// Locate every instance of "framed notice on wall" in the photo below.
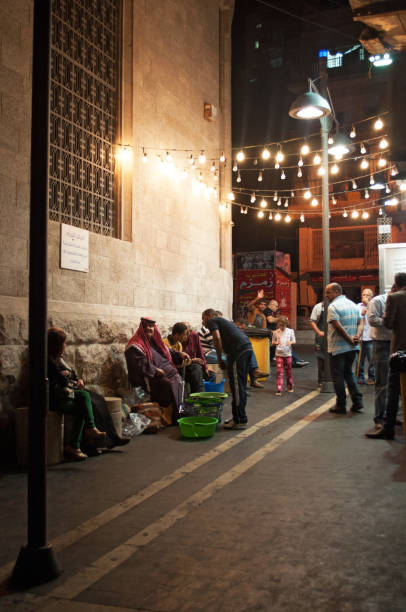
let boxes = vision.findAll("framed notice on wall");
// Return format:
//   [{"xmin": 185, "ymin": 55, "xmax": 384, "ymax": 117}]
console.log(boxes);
[
  {"xmin": 378, "ymin": 243, "xmax": 406, "ymax": 293},
  {"xmin": 60, "ymin": 224, "xmax": 89, "ymax": 273}
]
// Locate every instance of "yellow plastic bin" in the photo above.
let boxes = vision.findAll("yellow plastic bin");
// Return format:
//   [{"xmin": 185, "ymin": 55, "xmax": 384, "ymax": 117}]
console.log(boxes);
[{"xmin": 248, "ymin": 335, "xmax": 270, "ymax": 378}]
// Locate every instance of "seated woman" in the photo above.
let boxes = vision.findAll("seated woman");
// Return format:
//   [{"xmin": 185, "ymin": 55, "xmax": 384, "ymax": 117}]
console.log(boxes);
[
  {"xmin": 125, "ymin": 317, "xmax": 186, "ymax": 424},
  {"xmin": 48, "ymin": 327, "xmax": 129, "ymax": 461}
]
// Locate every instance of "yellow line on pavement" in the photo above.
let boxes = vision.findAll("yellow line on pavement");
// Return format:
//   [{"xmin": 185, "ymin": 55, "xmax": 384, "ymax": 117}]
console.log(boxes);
[
  {"xmin": 0, "ymin": 389, "xmax": 320, "ymax": 583},
  {"xmin": 47, "ymin": 394, "xmax": 335, "ymax": 601}
]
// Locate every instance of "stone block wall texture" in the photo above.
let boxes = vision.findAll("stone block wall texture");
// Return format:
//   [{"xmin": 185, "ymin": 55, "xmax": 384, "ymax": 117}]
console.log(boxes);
[{"xmin": 0, "ymin": 1, "xmax": 234, "ymax": 414}]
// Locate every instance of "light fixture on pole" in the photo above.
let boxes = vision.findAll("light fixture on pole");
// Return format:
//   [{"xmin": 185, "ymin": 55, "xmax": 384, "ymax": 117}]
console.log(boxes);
[{"xmin": 289, "ymin": 79, "xmax": 332, "ymax": 120}]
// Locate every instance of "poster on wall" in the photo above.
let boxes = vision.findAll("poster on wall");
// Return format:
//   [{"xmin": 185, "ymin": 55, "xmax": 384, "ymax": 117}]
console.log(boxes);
[
  {"xmin": 379, "ymin": 243, "xmax": 406, "ymax": 293},
  {"xmin": 235, "ymin": 269, "xmax": 291, "ymax": 319},
  {"xmin": 60, "ymin": 223, "xmax": 89, "ymax": 273},
  {"xmin": 235, "ymin": 250, "xmax": 291, "ymax": 274}
]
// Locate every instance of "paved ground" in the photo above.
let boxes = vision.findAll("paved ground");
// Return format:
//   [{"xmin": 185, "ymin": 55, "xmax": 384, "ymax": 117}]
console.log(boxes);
[{"xmin": 1, "ymin": 346, "xmax": 406, "ymax": 612}]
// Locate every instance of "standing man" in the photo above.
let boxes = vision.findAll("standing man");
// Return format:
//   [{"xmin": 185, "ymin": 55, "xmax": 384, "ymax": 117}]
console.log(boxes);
[
  {"xmin": 366, "ymin": 272, "xmax": 406, "ymax": 440},
  {"xmin": 364, "ymin": 290, "xmax": 392, "ymax": 433},
  {"xmin": 357, "ymin": 289, "xmax": 375, "ymax": 385},
  {"xmin": 309, "ymin": 300, "xmax": 325, "ymax": 386},
  {"xmin": 325, "ymin": 283, "xmax": 364, "ymax": 414},
  {"xmin": 202, "ymin": 309, "xmax": 253, "ymax": 430}
]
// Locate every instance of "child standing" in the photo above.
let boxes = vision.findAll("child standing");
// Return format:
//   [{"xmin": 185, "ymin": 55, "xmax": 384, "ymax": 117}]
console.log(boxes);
[{"xmin": 272, "ymin": 316, "xmax": 295, "ymax": 396}]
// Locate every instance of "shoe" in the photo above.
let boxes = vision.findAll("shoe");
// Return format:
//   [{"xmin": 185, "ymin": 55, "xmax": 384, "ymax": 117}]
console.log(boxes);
[
  {"xmin": 357, "ymin": 379, "xmax": 365, "ymax": 385},
  {"xmin": 275, "ymin": 391, "xmax": 281, "ymax": 396},
  {"xmin": 254, "ymin": 370, "xmax": 269, "ymax": 378},
  {"xmin": 223, "ymin": 419, "xmax": 247, "ymax": 430},
  {"xmin": 107, "ymin": 436, "xmax": 131, "ymax": 449},
  {"xmin": 85, "ymin": 427, "xmax": 107, "ymax": 445},
  {"xmin": 64, "ymin": 446, "xmax": 87, "ymax": 461},
  {"xmin": 367, "ymin": 380, "xmax": 375, "ymax": 385},
  {"xmin": 287, "ymin": 388, "xmax": 294, "ymax": 393},
  {"xmin": 329, "ymin": 406, "xmax": 346, "ymax": 414},
  {"xmin": 293, "ymin": 361, "xmax": 309, "ymax": 368},
  {"xmin": 350, "ymin": 404, "xmax": 364, "ymax": 413},
  {"xmin": 365, "ymin": 424, "xmax": 394, "ymax": 440},
  {"xmin": 250, "ymin": 381, "xmax": 264, "ymax": 388}
]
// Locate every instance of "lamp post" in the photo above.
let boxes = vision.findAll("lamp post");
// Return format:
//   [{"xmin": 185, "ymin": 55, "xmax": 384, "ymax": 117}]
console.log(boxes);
[{"xmin": 289, "ymin": 52, "xmax": 334, "ymax": 392}]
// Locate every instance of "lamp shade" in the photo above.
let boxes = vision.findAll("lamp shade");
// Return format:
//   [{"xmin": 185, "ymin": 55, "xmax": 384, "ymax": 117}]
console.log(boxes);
[
  {"xmin": 289, "ymin": 91, "xmax": 331, "ymax": 120},
  {"xmin": 327, "ymin": 131, "xmax": 355, "ymax": 156}
]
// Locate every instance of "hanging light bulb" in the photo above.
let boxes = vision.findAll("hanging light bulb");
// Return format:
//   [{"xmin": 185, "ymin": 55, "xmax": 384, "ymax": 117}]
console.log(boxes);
[
  {"xmin": 400, "ymin": 181, "xmax": 406, "ymax": 191},
  {"xmin": 370, "ymin": 174, "xmax": 375, "ymax": 185},
  {"xmin": 253, "ymin": 158, "xmax": 258, "ymax": 166},
  {"xmin": 379, "ymin": 138, "xmax": 388, "ymax": 149},
  {"xmin": 378, "ymin": 156, "xmax": 387, "ymax": 168},
  {"xmin": 261, "ymin": 148, "xmax": 271, "ymax": 160},
  {"xmin": 362, "ymin": 211, "xmax": 369, "ymax": 219},
  {"xmin": 352, "ymin": 179, "xmax": 357, "ymax": 189},
  {"xmin": 361, "ymin": 158, "xmax": 369, "ymax": 170},
  {"xmin": 165, "ymin": 151, "xmax": 172, "ymax": 163},
  {"xmin": 240, "ymin": 206, "xmax": 244, "ymax": 214},
  {"xmin": 274, "ymin": 212, "xmax": 282, "ymax": 221},
  {"xmin": 285, "ymin": 214, "xmax": 291, "ymax": 223},
  {"xmin": 385, "ymin": 184, "xmax": 390, "ymax": 193},
  {"xmin": 189, "ymin": 154, "xmax": 195, "ymax": 165},
  {"xmin": 236, "ymin": 150, "xmax": 245, "ymax": 162},
  {"xmin": 343, "ymin": 210, "xmax": 348, "ymax": 217},
  {"xmin": 244, "ymin": 206, "xmax": 248, "ymax": 214},
  {"xmin": 257, "ymin": 171, "xmax": 263, "ymax": 182},
  {"xmin": 276, "ymin": 149, "xmax": 284, "ymax": 163},
  {"xmin": 301, "ymin": 143, "xmax": 310, "ymax": 155},
  {"xmin": 210, "ymin": 161, "xmax": 216, "ymax": 172},
  {"xmin": 236, "ymin": 171, "xmax": 241, "ymax": 183},
  {"xmin": 199, "ymin": 151, "xmax": 206, "ymax": 164},
  {"xmin": 219, "ymin": 152, "xmax": 226, "ymax": 163},
  {"xmin": 260, "ymin": 198, "xmax": 267, "ymax": 208},
  {"xmin": 351, "ymin": 210, "xmax": 359, "ymax": 219},
  {"xmin": 317, "ymin": 166, "xmax": 325, "ymax": 176},
  {"xmin": 277, "ymin": 198, "xmax": 282, "ymax": 206},
  {"xmin": 141, "ymin": 150, "xmax": 148, "ymax": 163},
  {"xmin": 199, "ymin": 172, "xmax": 203, "ymax": 181},
  {"xmin": 304, "ymin": 189, "xmax": 311, "ymax": 199},
  {"xmin": 228, "ymin": 191, "xmax": 235, "ymax": 200},
  {"xmin": 332, "ymin": 196, "xmax": 337, "ymax": 205},
  {"xmin": 360, "ymin": 142, "xmax": 366, "ymax": 155},
  {"xmin": 311, "ymin": 198, "xmax": 318, "ymax": 207},
  {"xmin": 300, "ymin": 213, "xmax": 305, "ymax": 222},
  {"xmin": 213, "ymin": 171, "xmax": 218, "ymax": 181},
  {"xmin": 284, "ymin": 199, "xmax": 289, "ymax": 208},
  {"xmin": 275, "ymin": 161, "xmax": 280, "ymax": 169},
  {"xmin": 298, "ymin": 157, "xmax": 303, "ymax": 167},
  {"xmin": 331, "ymin": 164, "xmax": 339, "ymax": 175},
  {"xmin": 350, "ymin": 125, "xmax": 356, "ymax": 138},
  {"xmin": 391, "ymin": 166, "xmax": 399, "ymax": 176},
  {"xmin": 232, "ymin": 161, "xmax": 238, "ymax": 172},
  {"xmin": 328, "ymin": 136, "xmax": 334, "ymax": 145},
  {"xmin": 297, "ymin": 168, "xmax": 303, "ymax": 178},
  {"xmin": 257, "ymin": 210, "xmax": 264, "ymax": 219},
  {"xmin": 268, "ymin": 212, "xmax": 273, "ymax": 220},
  {"xmin": 273, "ymin": 191, "xmax": 278, "ymax": 201},
  {"xmin": 379, "ymin": 207, "xmax": 383, "ymax": 215},
  {"xmin": 281, "ymin": 169, "xmax": 286, "ymax": 180},
  {"xmin": 251, "ymin": 192, "xmax": 256, "ymax": 203},
  {"xmin": 313, "ymin": 153, "xmax": 321, "ymax": 165},
  {"xmin": 364, "ymin": 189, "xmax": 369, "ymax": 199},
  {"xmin": 374, "ymin": 117, "xmax": 383, "ymax": 130}
]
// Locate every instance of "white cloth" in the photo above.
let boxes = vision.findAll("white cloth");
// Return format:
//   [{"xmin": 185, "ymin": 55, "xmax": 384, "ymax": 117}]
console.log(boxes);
[{"xmin": 273, "ymin": 327, "xmax": 295, "ymax": 357}]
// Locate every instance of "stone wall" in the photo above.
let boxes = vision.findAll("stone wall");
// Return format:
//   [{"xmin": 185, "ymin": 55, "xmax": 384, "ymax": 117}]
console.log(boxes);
[{"xmin": 0, "ymin": 1, "xmax": 234, "ymax": 416}]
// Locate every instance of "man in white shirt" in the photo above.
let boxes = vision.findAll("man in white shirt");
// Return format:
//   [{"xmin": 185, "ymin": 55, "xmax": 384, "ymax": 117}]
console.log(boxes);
[{"xmin": 357, "ymin": 289, "xmax": 374, "ymax": 384}]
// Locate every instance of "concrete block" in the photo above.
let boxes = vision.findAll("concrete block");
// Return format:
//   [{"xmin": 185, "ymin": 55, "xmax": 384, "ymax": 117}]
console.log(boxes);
[
  {"xmin": 0, "ymin": 268, "xmax": 18, "ymax": 297},
  {"xmin": 101, "ymin": 283, "xmax": 119, "ymax": 306},
  {"xmin": 52, "ymin": 273, "xmax": 86, "ymax": 303},
  {"xmin": 0, "ymin": 235, "xmax": 27, "ymax": 268},
  {"xmin": 15, "ymin": 408, "xmax": 64, "ymax": 466}
]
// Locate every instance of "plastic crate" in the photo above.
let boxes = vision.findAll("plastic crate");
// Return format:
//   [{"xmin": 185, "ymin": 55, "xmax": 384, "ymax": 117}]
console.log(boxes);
[{"xmin": 182, "ymin": 398, "xmax": 225, "ymax": 422}]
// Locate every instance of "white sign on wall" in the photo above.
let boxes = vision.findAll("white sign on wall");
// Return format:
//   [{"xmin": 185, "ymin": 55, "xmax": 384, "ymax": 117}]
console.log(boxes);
[
  {"xmin": 379, "ymin": 243, "xmax": 406, "ymax": 293},
  {"xmin": 60, "ymin": 224, "xmax": 89, "ymax": 273}
]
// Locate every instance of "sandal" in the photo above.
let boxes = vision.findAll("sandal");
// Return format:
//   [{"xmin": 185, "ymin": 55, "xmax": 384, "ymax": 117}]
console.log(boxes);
[{"xmin": 64, "ymin": 446, "xmax": 87, "ymax": 461}]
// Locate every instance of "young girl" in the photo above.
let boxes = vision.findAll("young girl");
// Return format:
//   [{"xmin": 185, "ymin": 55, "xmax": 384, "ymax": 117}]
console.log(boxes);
[{"xmin": 272, "ymin": 316, "xmax": 295, "ymax": 396}]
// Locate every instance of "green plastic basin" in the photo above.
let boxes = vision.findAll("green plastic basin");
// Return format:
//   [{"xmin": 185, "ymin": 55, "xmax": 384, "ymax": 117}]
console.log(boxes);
[{"xmin": 177, "ymin": 416, "xmax": 219, "ymax": 439}]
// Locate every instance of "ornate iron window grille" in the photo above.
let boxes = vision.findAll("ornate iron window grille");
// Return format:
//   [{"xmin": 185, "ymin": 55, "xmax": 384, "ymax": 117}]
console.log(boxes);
[{"xmin": 49, "ymin": 0, "xmax": 120, "ymax": 237}]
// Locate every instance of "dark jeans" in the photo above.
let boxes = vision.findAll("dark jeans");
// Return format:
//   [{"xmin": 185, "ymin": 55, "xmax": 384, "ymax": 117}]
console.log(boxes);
[
  {"xmin": 227, "ymin": 349, "xmax": 252, "ymax": 424},
  {"xmin": 358, "ymin": 340, "xmax": 374, "ymax": 381},
  {"xmin": 372, "ymin": 340, "xmax": 390, "ymax": 423},
  {"xmin": 383, "ymin": 365, "xmax": 401, "ymax": 430},
  {"xmin": 184, "ymin": 363, "xmax": 204, "ymax": 393},
  {"xmin": 330, "ymin": 350, "xmax": 363, "ymax": 409}
]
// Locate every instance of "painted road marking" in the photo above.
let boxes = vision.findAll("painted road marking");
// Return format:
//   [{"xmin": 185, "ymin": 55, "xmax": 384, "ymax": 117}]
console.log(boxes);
[
  {"xmin": 0, "ymin": 390, "xmax": 320, "ymax": 582},
  {"xmin": 47, "ymin": 395, "xmax": 335, "ymax": 601}
]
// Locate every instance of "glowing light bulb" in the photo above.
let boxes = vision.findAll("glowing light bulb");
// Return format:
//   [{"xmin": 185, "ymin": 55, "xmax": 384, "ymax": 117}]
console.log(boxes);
[
  {"xmin": 258, "ymin": 210, "xmax": 264, "ymax": 219},
  {"xmin": 360, "ymin": 142, "xmax": 366, "ymax": 155},
  {"xmin": 385, "ymin": 184, "xmax": 390, "ymax": 193},
  {"xmin": 232, "ymin": 162, "xmax": 238, "ymax": 172},
  {"xmin": 352, "ymin": 179, "xmax": 357, "ymax": 189},
  {"xmin": 361, "ymin": 158, "xmax": 369, "ymax": 170},
  {"xmin": 391, "ymin": 166, "xmax": 398, "ymax": 176},
  {"xmin": 351, "ymin": 210, "xmax": 359, "ymax": 219},
  {"xmin": 291, "ymin": 191, "xmax": 295, "ymax": 197},
  {"xmin": 199, "ymin": 151, "xmax": 206, "ymax": 164},
  {"xmin": 304, "ymin": 189, "xmax": 311, "ymax": 199},
  {"xmin": 219, "ymin": 152, "xmax": 225, "ymax": 163},
  {"xmin": 257, "ymin": 171, "xmax": 263, "ymax": 182},
  {"xmin": 142, "ymin": 151, "xmax": 148, "ymax": 163},
  {"xmin": 301, "ymin": 143, "xmax": 310, "ymax": 155},
  {"xmin": 213, "ymin": 171, "xmax": 218, "ymax": 181},
  {"xmin": 335, "ymin": 152, "xmax": 343, "ymax": 161},
  {"xmin": 281, "ymin": 170, "xmax": 286, "ymax": 180},
  {"xmin": 300, "ymin": 214, "xmax": 305, "ymax": 222},
  {"xmin": 199, "ymin": 172, "xmax": 203, "ymax": 181},
  {"xmin": 332, "ymin": 196, "xmax": 337, "ymax": 205},
  {"xmin": 313, "ymin": 153, "xmax": 321, "ymax": 165},
  {"xmin": 228, "ymin": 192, "xmax": 235, "ymax": 200},
  {"xmin": 275, "ymin": 162, "xmax": 280, "ymax": 169},
  {"xmin": 273, "ymin": 191, "xmax": 278, "ymax": 201},
  {"xmin": 274, "ymin": 212, "xmax": 282, "ymax": 221},
  {"xmin": 284, "ymin": 199, "xmax": 289, "ymax": 208},
  {"xmin": 374, "ymin": 117, "xmax": 383, "ymax": 130},
  {"xmin": 379, "ymin": 207, "xmax": 383, "ymax": 215},
  {"xmin": 297, "ymin": 168, "xmax": 303, "ymax": 178},
  {"xmin": 364, "ymin": 189, "xmax": 369, "ymax": 199},
  {"xmin": 277, "ymin": 198, "xmax": 282, "ymax": 207},
  {"xmin": 236, "ymin": 172, "xmax": 241, "ymax": 183},
  {"xmin": 362, "ymin": 211, "xmax": 369, "ymax": 219},
  {"xmin": 276, "ymin": 150, "xmax": 284, "ymax": 163},
  {"xmin": 350, "ymin": 125, "xmax": 356, "ymax": 138},
  {"xmin": 210, "ymin": 161, "xmax": 216, "ymax": 172},
  {"xmin": 400, "ymin": 181, "xmax": 406, "ymax": 192},
  {"xmin": 240, "ymin": 207, "xmax": 244, "ymax": 214},
  {"xmin": 317, "ymin": 166, "xmax": 325, "ymax": 176},
  {"xmin": 370, "ymin": 174, "xmax": 375, "ymax": 185},
  {"xmin": 378, "ymin": 156, "xmax": 387, "ymax": 167},
  {"xmin": 268, "ymin": 212, "xmax": 273, "ymax": 220},
  {"xmin": 379, "ymin": 138, "xmax": 388, "ymax": 149},
  {"xmin": 343, "ymin": 210, "xmax": 348, "ymax": 217},
  {"xmin": 251, "ymin": 193, "xmax": 256, "ymax": 203},
  {"xmin": 253, "ymin": 159, "xmax": 258, "ymax": 165},
  {"xmin": 236, "ymin": 150, "xmax": 245, "ymax": 162},
  {"xmin": 298, "ymin": 157, "xmax": 303, "ymax": 167},
  {"xmin": 189, "ymin": 154, "xmax": 194, "ymax": 164},
  {"xmin": 285, "ymin": 214, "xmax": 291, "ymax": 223},
  {"xmin": 311, "ymin": 198, "xmax": 318, "ymax": 207},
  {"xmin": 260, "ymin": 198, "xmax": 267, "ymax": 208},
  {"xmin": 328, "ymin": 136, "xmax": 334, "ymax": 145},
  {"xmin": 261, "ymin": 148, "xmax": 271, "ymax": 160},
  {"xmin": 331, "ymin": 164, "xmax": 339, "ymax": 175}
]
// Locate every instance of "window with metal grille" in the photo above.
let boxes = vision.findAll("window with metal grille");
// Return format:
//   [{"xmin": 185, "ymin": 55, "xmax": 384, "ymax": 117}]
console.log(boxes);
[{"xmin": 49, "ymin": 0, "xmax": 120, "ymax": 236}]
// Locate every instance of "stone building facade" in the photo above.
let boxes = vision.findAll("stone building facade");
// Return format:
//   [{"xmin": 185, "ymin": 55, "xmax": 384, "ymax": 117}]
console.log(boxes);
[{"xmin": 0, "ymin": 0, "xmax": 234, "ymax": 417}]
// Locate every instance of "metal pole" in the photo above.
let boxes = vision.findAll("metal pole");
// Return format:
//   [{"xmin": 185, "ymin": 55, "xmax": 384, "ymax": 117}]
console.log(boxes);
[{"xmin": 12, "ymin": 0, "xmax": 60, "ymax": 587}]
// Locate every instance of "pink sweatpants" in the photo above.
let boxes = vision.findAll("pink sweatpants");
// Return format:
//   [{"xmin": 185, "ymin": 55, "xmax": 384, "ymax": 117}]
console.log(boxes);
[{"xmin": 275, "ymin": 356, "xmax": 293, "ymax": 392}]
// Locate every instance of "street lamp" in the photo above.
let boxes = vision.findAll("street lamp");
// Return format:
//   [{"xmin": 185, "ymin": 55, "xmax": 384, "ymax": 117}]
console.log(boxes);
[{"xmin": 289, "ymin": 59, "xmax": 334, "ymax": 393}]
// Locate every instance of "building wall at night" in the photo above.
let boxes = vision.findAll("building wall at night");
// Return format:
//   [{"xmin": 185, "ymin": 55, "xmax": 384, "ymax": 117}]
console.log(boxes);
[{"xmin": 0, "ymin": 0, "xmax": 235, "ymax": 411}]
